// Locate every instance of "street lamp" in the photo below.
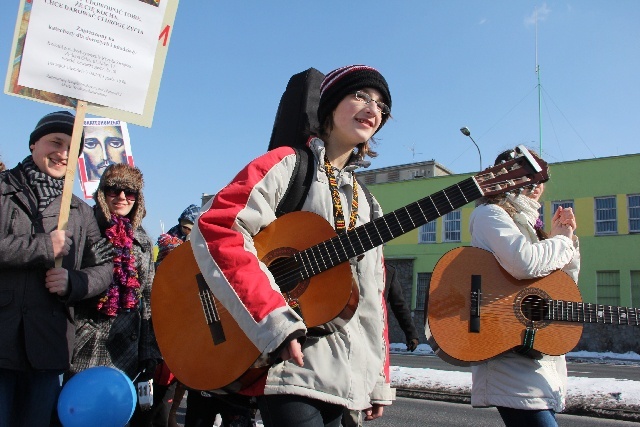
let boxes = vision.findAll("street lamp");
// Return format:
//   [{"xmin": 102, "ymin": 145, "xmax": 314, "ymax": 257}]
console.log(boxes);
[{"xmin": 460, "ymin": 127, "xmax": 483, "ymax": 171}]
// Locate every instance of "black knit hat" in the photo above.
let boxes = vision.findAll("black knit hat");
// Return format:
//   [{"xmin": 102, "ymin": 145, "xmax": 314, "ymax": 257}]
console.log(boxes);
[
  {"xmin": 318, "ymin": 65, "xmax": 392, "ymax": 133},
  {"xmin": 29, "ymin": 111, "xmax": 84, "ymax": 153}
]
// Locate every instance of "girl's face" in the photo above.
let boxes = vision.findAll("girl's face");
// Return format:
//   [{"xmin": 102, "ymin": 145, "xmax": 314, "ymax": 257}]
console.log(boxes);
[
  {"xmin": 328, "ymin": 88, "xmax": 385, "ymax": 148},
  {"xmin": 523, "ymin": 182, "xmax": 545, "ymax": 201},
  {"xmin": 105, "ymin": 187, "xmax": 137, "ymax": 217}
]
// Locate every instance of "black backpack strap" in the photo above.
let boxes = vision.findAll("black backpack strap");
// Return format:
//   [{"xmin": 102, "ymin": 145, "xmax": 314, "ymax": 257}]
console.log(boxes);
[
  {"xmin": 276, "ymin": 150, "xmax": 374, "ymax": 218},
  {"xmin": 275, "ymin": 146, "xmax": 315, "ymax": 218},
  {"xmin": 356, "ymin": 177, "xmax": 375, "ymax": 213}
]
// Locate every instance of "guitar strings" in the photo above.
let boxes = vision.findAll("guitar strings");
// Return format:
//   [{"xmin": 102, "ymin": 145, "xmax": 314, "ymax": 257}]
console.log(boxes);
[
  {"xmin": 266, "ymin": 173, "xmax": 522, "ymax": 287},
  {"xmin": 428, "ymin": 292, "xmax": 640, "ymax": 324}
]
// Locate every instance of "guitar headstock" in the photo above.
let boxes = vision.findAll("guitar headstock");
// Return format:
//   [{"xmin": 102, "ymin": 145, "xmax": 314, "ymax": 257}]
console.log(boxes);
[{"xmin": 476, "ymin": 145, "xmax": 549, "ymax": 197}]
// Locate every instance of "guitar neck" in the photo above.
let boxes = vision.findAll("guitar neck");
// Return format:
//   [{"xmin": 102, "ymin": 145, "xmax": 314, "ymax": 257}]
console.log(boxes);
[
  {"xmin": 295, "ymin": 177, "xmax": 483, "ymax": 280},
  {"xmin": 547, "ymin": 300, "xmax": 640, "ymax": 325}
]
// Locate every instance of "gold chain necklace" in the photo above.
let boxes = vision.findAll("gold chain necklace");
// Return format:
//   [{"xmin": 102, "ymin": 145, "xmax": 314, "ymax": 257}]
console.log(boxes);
[{"xmin": 323, "ymin": 155, "xmax": 358, "ymax": 233}]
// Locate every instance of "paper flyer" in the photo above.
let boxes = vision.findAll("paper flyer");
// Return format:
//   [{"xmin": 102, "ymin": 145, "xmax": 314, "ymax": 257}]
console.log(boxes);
[{"xmin": 5, "ymin": 0, "xmax": 179, "ymax": 127}]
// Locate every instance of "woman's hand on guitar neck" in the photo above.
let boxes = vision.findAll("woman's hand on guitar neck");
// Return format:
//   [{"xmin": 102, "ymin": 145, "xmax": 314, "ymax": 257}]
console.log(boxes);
[{"xmin": 281, "ymin": 339, "xmax": 304, "ymax": 367}]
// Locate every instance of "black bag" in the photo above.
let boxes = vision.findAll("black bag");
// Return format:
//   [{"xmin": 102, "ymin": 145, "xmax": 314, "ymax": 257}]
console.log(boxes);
[
  {"xmin": 268, "ymin": 67, "xmax": 324, "ymax": 151},
  {"xmin": 268, "ymin": 68, "xmax": 324, "ymax": 217}
]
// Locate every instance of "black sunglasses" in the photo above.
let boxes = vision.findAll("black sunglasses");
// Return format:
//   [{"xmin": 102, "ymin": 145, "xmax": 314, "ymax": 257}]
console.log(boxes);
[{"xmin": 104, "ymin": 186, "xmax": 138, "ymax": 201}]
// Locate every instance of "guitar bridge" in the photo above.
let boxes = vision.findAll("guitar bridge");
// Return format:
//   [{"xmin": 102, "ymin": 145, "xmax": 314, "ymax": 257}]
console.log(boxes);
[
  {"xmin": 469, "ymin": 275, "xmax": 481, "ymax": 333},
  {"xmin": 196, "ymin": 273, "xmax": 226, "ymax": 345}
]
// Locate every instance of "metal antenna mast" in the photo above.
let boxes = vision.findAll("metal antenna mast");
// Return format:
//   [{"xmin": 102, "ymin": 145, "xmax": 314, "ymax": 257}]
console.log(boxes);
[{"xmin": 535, "ymin": 7, "xmax": 542, "ymax": 155}]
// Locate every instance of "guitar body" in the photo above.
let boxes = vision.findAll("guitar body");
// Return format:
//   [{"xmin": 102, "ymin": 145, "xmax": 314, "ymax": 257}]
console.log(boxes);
[
  {"xmin": 151, "ymin": 211, "xmax": 357, "ymax": 391},
  {"xmin": 153, "ymin": 146, "xmax": 552, "ymax": 389},
  {"xmin": 426, "ymin": 247, "xmax": 583, "ymax": 366}
]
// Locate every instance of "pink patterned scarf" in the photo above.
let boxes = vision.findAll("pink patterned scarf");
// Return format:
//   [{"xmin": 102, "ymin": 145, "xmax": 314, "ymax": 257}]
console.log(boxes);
[{"xmin": 97, "ymin": 214, "xmax": 141, "ymax": 316}]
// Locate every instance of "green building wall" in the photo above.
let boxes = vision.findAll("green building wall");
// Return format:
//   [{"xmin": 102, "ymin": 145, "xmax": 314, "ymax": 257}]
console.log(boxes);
[{"xmin": 367, "ymin": 153, "xmax": 640, "ymax": 309}]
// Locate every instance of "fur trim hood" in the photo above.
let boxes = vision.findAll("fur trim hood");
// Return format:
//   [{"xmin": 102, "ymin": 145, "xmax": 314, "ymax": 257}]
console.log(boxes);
[{"xmin": 94, "ymin": 163, "xmax": 146, "ymax": 229}]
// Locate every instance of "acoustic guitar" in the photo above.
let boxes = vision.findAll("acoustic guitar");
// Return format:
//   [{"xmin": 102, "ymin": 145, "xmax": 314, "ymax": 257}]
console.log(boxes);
[
  {"xmin": 152, "ymin": 145, "xmax": 549, "ymax": 391},
  {"xmin": 426, "ymin": 247, "xmax": 640, "ymax": 366}
]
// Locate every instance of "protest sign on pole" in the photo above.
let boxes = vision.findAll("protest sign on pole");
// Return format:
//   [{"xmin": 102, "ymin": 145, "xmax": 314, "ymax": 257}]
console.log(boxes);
[
  {"xmin": 4, "ymin": 0, "xmax": 179, "ymax": 265},
  {"xmin": 4, "ymin": 0, "xmax": 179, "ymax": 127}
]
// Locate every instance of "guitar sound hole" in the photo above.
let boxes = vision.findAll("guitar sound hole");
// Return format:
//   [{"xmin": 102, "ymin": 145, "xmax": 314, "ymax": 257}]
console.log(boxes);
[
  {"xmin": 521, "ymin": 295, "xmax": 547, "ymax": 322},
  {"xmin": 268, "ymin": 256, "xmax": 300, "ymax": 293}
]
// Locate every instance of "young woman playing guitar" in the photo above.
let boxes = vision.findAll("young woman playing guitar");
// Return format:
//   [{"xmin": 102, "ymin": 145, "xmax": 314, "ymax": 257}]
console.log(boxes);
[
  {"xmin": 469, "ymin": 149, "xmax": 580, "ymax": 427},
  {"xmin": 190, "ymin": 65, "xmax": 395, "ymax": 427}
]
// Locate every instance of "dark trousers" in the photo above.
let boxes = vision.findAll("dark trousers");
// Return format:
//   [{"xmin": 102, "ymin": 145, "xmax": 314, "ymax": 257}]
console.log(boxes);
[
  {"xmin": 257, "ymin": 394, "xmax": 343, "ymax": 427},
  {"xmin": 0, "ymin": 368, "xmax": 62, "ymax": 427},
  {"xmin": 496, "ymin": 406, "xmax": 557, "ymax": 427},
  {"xmin": 185, "ymin": 390, "xmax": 252, "ymax": 427},
  {"xmin": 130, "ymin": 381, "xmax": 178, "ymax": 427}
]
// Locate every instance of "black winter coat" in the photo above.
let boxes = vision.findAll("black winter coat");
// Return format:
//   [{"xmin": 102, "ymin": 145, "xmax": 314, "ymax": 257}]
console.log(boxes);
[
  {"xmin": 384, "ymin": 264, "xmax": 419, "ymax": 342},
  {"xmin": 70, "ymin": 225, "xmax": 161, "ymax": 379},
  {"xmin": 0, "ymin": 165, "xmax": 113, "ymax": 371}
]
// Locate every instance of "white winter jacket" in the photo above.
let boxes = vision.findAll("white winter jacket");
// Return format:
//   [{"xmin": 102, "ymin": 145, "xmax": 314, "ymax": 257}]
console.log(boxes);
[
  {"xmin": 469, "ymin": 203, "xmax": 580, "ymax": 412},
  {"xmin": 190, "ymin": 138, "xmax": 394, "ymax": 410}
]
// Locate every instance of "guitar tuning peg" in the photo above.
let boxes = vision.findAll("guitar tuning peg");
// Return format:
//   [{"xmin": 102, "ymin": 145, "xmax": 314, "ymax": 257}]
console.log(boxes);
[{"xmin": 494, "ymin": 150, "xmax": 516, "ymax": 166}]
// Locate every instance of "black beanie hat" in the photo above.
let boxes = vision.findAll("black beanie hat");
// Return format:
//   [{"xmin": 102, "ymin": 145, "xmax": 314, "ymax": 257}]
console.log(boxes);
[
  {"xmin": 29, "ymin": 111, "xmax": 84, "ymax": 153},
  {"xmin": 318, "ymin": 65, "xmax": 392, "ymax": 133}
]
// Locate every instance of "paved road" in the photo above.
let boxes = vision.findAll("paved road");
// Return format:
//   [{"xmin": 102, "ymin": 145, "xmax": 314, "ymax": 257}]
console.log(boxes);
[
  {"xmin": 371, "ymin": 397, "xmax": 640, "ymax": 427},
  {"xmin": 174, "ymin": 395, "xmax": 639, "ymax": 427},
  {"xmin": 391, "ymin": 353, "xmax": 640, "ymax": 381},
  {"xmin": 171, "ymin": 355, "xmax": 640, "ymax": 426}
]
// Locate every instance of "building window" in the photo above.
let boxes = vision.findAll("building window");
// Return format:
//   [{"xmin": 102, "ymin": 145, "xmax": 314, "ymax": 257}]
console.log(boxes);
[
  {"xmin": 364, "ymin": 174, "xmax": 375, "ymax": 185},
  {"xmin": 416, "ymin": 272, "xmax": 431, "ymax": 311},
  {"xmin": 631, "ymin": 271, "xmax": 640, "ymax": 308},
  {"xmin": 443, "ymin": 210, "xmax": 461, "ymax": 242},
  {"xmin": 596, "ymin": 271, "xmax": 620, "ymax": 306},
  {"xmin": 594, "ymin": 196, "xmax": 617, "ymax": 235},
  {"xmin": 387, "ymin": 170, "xmax": 399, "ymax": 182},
  {"xmin": 629, "ymin": 194, "xmax": 640, "ymax": 233},
  {"xmin": 552, "ymin": 200, "xmax": 574, "ymax": 214},
  {"xmin": 419, "ymin": 221, "xmax": 436, "ymax": 243}
]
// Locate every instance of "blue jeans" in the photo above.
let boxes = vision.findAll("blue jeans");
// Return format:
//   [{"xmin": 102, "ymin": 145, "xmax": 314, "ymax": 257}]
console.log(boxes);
[
  {"xmin": 0, "ymin": 368, "xmax": 62, "ymax": 427},
  {"xmin": 257, "ymin": 394, "xmax": 344, "ymax": 427},
  {"xmin": 497, "ymin": 406, "xmax": 557, "ymax": 427}
]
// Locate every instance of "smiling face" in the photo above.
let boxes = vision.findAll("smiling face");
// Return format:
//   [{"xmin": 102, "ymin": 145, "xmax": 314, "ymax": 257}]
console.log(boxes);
[
  {"xmin": 326, "ymin": 87, "xmax": 384, "ymax": 151},
  {"xmin": 105, "ymin": 188, "xmax": 136, "ymax": 217},
  {"xmin": 29, "ymin": 133, "xmax": 72, "ymax": 178}
]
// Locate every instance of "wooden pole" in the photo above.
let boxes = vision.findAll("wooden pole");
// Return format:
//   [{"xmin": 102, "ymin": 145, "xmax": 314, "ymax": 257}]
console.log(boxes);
[{"xmin": 55, "ymin": 101, "xmax": 88, "ymax": 268}]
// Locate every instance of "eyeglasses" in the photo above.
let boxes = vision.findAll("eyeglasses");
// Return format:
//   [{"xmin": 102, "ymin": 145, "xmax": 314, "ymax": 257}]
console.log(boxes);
[
  {"xmin": 354, "ymin": 91, "xmax": 390, "ymax": 115},
  {"xmin": 104, "ymin": 186, "xmax": 138, "ymax": 201}
]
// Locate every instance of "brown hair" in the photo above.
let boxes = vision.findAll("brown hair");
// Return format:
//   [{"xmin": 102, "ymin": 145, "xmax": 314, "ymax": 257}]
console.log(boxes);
[{"xmin": 478, "ymin": 147, "xmax": 548, "ymax": 240}]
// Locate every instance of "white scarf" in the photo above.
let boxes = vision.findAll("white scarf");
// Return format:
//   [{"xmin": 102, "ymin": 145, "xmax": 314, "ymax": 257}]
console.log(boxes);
[{"xmin": 507, "ymin": 193, "xmax": 541, "ymax": 241}]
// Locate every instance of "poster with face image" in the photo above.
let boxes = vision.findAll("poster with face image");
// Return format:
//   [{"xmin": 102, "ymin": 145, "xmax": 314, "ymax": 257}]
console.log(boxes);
[{"xmin": 78, "ymin": 118, "xmax": 134, "ymax": 199}]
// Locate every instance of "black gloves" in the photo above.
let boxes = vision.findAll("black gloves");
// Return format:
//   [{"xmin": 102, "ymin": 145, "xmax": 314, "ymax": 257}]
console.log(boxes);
[
  {"xmin": 137, "ymin": 359, "xmax": 158, "ymax": 382},
  {"xmin": 406, "ymin": 338, "xmax": 419, "ymax": 352},
  {"xmin": 82, "ymin": 238, "xmax": 115, "ymax": 267}
]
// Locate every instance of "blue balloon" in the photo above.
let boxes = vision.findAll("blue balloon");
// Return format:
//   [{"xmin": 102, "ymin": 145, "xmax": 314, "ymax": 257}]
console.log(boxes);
[{"xmin": 58, "ymin": 366, "xmax": 136, "ymax": 427}]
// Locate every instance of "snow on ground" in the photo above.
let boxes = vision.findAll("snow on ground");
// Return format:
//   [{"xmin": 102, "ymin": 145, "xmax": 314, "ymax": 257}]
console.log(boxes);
[{"xmin": 389, "ymin": 344, "xmax": 640, "ymax": 410}]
